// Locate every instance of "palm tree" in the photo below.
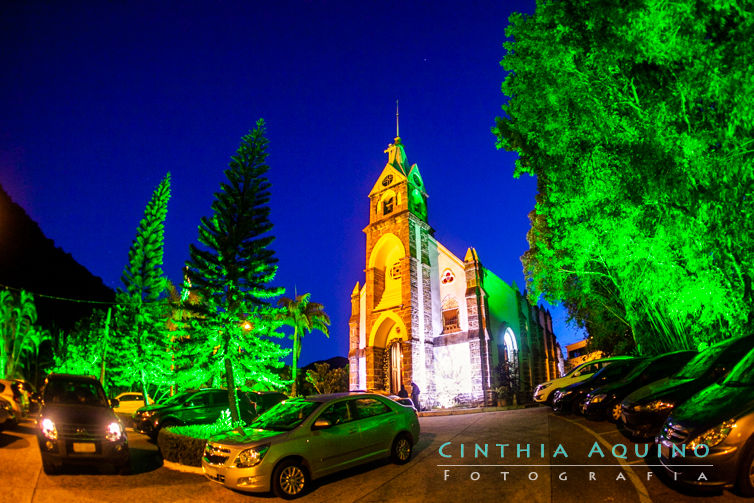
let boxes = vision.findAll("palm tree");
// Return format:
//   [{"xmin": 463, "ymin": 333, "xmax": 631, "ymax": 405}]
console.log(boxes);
[
  {"xmin": 0, "ymin": 290, "xmax": 49, "ymax": 380},
  {"xmin": 277, "ymin": 293, "xmax": 330, "ymax": 396}
]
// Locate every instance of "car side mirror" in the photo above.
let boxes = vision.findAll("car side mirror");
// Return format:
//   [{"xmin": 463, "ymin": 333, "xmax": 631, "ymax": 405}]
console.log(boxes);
[
  {"xmin": 312, "ymin": 418, "xmax": 332, "ymax": 430},
  {"xmin": 110, "ymin": 398, "xmax": 120, "ymax": 408}
]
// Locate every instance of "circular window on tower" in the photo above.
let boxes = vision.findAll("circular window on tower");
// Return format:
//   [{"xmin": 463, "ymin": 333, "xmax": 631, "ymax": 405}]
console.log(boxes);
[
  {"xmin": 441, "ymin": 269, "xmax": 455, "ymax": 284},
  {"xmin": 382, "ymin": 174, "xmax": 393, "ymax": 186}
]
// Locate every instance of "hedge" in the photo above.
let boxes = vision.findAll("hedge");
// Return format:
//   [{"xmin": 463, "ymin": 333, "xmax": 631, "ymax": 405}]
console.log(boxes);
[{"xmin": 157, "ymin": 427, "xmax": 207, "ymax": 467}]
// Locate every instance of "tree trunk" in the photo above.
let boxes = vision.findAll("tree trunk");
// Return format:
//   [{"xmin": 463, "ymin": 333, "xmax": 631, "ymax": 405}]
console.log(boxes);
[
  {"xmin": 225, "ymin": 357, "xmax": 240, "ymax": 423},
  {"xmin": 100, "ymin": 308, "xmax": 112, "ymax": 385},
  {"xmin": 291, "ymin": 327, "xmax": 299, "ymax": 396}
]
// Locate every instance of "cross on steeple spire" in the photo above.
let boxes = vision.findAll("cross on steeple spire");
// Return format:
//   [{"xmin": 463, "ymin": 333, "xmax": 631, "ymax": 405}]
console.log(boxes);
[{"xmin": 396, "ymin": 99, "xmax": 399, "ymax": 138}]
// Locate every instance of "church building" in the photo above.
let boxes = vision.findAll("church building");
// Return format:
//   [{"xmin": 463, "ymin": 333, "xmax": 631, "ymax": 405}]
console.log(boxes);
[{"xmin": 348, "ymin": 134, "xmax": 561, "ymax": 409}]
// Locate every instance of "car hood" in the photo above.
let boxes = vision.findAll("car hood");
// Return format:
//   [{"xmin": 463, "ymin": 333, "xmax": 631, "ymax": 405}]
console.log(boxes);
[
  {"xmin": 209, "ymin": 427, "xmax": 284, "ymax": 446},
  {"xmin": 671, "ymin": 383, "xmax": 754, "ymax": 430},
  {"xmin": 42, "ymin": 404, "xmax": 118, "ymax": 424},
  {"xmin": 623, "ymin": 376, "xmax": 697, "ymax": 406}
]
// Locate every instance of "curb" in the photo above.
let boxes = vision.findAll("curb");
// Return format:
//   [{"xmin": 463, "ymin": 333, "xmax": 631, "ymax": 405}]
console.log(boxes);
[
  {"xmin": 162, "ymin": 459, "xmax": 204, "ymax": 475},
  {"xmin": 418, "ymin": 404, "xmax": 534, "ymax": 417}
]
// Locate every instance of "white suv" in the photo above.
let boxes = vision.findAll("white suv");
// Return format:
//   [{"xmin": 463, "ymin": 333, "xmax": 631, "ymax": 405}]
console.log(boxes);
[{"xmin": 533, "ymin": 356, "xmax": 634, "ymax": 404}]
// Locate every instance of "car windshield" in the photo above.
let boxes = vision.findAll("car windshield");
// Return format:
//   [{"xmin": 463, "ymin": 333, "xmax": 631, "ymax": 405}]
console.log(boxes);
[
  {"xmin": 673, "ymin": 343, "xmax": 729, "ymax": 379},
  {"xmin": 723, "ymin": 348, "xmax": 754, "ymax": 387},
  {"xmin": 622, "ymin": 359, "xmax": 652, "ymax": 381},
  {"xmin": 249, "ymin": 399, "xmax": 320, "ymax": 431},
  {"xmin": 44, "ymin": 380, "xmax": 108, "ymax": 406}
]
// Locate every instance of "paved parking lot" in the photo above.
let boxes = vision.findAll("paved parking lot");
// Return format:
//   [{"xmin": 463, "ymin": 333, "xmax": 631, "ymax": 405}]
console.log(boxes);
[{"xmin": 0, "ymin": 408, "xmax": 748, "ymax": 502}]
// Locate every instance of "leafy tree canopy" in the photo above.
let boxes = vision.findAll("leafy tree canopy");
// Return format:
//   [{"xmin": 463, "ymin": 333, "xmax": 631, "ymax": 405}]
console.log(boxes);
[{"xmin": 495, "ymin": 0, "xmax": 754, "ymax": 353}]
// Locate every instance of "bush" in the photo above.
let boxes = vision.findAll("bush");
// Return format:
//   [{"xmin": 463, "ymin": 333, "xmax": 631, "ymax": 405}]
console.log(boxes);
[
  {"xmin": 157, "ymin": 427, "xmax": 207, "ymax": 467},
  {"xmin": 157, "ymin": 410, "xmax": 245, "ymax": 467}
]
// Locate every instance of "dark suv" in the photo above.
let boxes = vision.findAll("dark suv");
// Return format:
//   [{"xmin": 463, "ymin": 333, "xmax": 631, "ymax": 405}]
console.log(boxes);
[
  {"xmin": 133, "ymin": 388, "xmax": 257, "ymax": 439},
  {"xmin": 37, "ymin": 373, "xmax": 129, "ymax": 474}
]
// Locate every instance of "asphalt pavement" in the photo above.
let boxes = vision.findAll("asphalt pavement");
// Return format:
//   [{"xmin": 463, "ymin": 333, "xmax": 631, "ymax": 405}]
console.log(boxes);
[{"xmin": 0, "ymin": 408, "xmax": 749, "ymax": 503}]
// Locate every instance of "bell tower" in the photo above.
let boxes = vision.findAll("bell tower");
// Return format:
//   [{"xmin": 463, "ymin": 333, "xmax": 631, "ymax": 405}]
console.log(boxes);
[{"xmin": 349, "ymin": 134, "xmax": 432, "ymax": 396}]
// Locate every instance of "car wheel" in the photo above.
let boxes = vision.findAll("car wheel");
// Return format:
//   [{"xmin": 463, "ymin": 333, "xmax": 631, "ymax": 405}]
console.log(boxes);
[
  {"xmin": 41, "ymin": 455, "xmax": 60, "ymax": 475},
  {"xmin": 391, "ymin": 433, "xmax": 413, "ymax": 464},
  {"xmin": 609, "ymin": 402, "xmax": 622, "ymax": 422},
  {"xmin": 272, "ymin": 459, "xmax": 309, "ymax": 499},
  {"xmin": 737, "ymin": 442, "xmax": 754, "ymax": 497}
]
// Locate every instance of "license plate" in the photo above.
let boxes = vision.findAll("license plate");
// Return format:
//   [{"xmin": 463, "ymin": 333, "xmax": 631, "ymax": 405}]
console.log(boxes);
[{"xmin": 73, "ymin": 442, "xmax": 96, "ymax": 453}]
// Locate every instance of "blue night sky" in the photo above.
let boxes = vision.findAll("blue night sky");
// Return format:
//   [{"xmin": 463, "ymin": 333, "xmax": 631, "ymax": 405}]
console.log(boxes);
[{"xmin": 1, "ymin": 1, "xmax": 584, "ymax": 367}]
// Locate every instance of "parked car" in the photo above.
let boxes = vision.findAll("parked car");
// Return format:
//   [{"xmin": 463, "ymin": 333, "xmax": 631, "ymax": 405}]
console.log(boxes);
[
  {"xmin": 246, "ymin": 391, "xmax": 288, "ymax": 415},
  {"xmin": 622, "ymin": 335, "xmax": 754, "ymax": 440},
  {"xmin": 533, "ymin": 356, "xmax": 635, "ymax": 404},
  {"xmin": 552, "ymin": 357, "xmax": 645, "ymax": 414},
  {"xmin": 112, "ymin": 392, "xmax": 153, "ymax": 416},
  {"xmin": 0, "ymin": 378, "xmax": 33, "ymax": 423},
  {"xmin": 36, "ymin": 373, "xmax": 129, "ymax": 474},
  {"xmin": 202, "ymin": 392, "xmax": 420, "ymax": 498},
  {"xmin": 656, "ymin": 345, "xmax": 754, "ymax": 495},
  {"xmin": 0, "ymin": 396, "xmax": 14, "ymax": 432},
  {"xmin": 133, "ymin": 388, "xmax": 256, "ymax": 439},
  {"xmin": 389, "ymin": 395, "xmax": 418, "ymax": 411},
  {"xmin": 582, "ymin": 350, "xmax": 696, "ymax": 422}
]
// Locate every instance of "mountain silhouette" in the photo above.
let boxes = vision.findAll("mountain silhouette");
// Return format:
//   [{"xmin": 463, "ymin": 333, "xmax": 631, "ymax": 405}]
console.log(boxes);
[{"xmin": 0, "ymin": 183, "xmax": 114, "ymax": 331}]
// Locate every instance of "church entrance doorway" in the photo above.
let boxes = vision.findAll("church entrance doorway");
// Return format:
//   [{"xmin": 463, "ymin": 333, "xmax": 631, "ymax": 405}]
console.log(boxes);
[{"xmin": 389, "ymin": 341, "xmax": 402, "ymax": 394}]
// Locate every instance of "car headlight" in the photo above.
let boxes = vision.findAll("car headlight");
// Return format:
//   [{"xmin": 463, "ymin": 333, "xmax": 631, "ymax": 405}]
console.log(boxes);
[
  {"xmin": 235, "ymin": 444, "xmax": 270, "ymax": 468},
  {"xmin": 688, "ymin": 420, "xmax": 736, "ymax": 450},
  {"xmin": 637, "ymin": 400, "xmax": 675, "ymax": 412},
  {"xmin": 590, "ymin": 393, "xmax": 607, "ymax": 404},
  {"xmin": 106, "ymin": 421, "xmax": 124, "ymax": 442},
  {"xmin": 41, "ymin": 418, "xmax": 58, "ymax": 440},
  {"xmin": 538, "ymin": 382, "xmax": 553, "ymax": 390}
]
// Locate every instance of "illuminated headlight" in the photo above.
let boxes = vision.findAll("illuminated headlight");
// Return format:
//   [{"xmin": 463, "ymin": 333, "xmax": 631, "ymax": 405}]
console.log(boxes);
[
  {"xmin": 538, "ymin": 382, "xmax": 553, "ymax": 390},
  {"xmin": 590, "ymin": 393, "xmax": 607, "ymax": 404},
  {"xmin": 106, "ymin": 421, "xmax": 124, "ymax": 442},
  {"xmin": 637, "ymin": 400, "xmax": 675, "ymax": 412},
  {"xmin": 688, "ymin": 420, "xmax": 736, "ymax": 450},
  {"xmin": 41, "ymin": 418, "xmax": 58, "ymax": 440},
  {"xmin": 235, "ymin": 444, "xmax": 270, "ymax": 468}
]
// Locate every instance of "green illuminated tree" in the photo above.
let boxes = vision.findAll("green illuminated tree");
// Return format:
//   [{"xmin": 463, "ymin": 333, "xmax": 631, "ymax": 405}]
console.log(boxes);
[
  {"xmin": 112, "ymin": 173, "xmax": 173, "ymax": 400},
  {"xmin": 277, "ymin": 292, "xmax": 330, "ymax": 396},
  {"xmin": 495, "ymin": 0, "xmax": 754, "ymax": 353},
  {"xmin": 0, "ymin": 290, "xmax": 50, "ymax": 380},
  {"xmin": 304, "ymin": 363, "xmax": 348, "ymax": 395},
  {"xmin": 185, "ymin": 119, "xmax": 288, "ymax": 422}
]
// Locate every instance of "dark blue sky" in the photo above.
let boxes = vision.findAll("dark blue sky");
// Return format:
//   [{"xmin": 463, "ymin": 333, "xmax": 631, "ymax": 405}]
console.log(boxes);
[{"xmin": 1, "ymin": 0, "xmax": 584, "ymax": 367}]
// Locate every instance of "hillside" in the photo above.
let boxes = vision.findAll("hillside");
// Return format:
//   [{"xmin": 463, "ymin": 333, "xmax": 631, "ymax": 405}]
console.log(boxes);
[{"xmin": 0, "ymin": 184, "xmax": 114, "ymax": 331}]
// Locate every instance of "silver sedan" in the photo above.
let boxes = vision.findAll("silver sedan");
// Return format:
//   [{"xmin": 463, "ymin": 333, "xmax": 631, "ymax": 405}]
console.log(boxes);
[{"xmin": 202, "ymin": 392, "xmax": 420, "ymax": 499}]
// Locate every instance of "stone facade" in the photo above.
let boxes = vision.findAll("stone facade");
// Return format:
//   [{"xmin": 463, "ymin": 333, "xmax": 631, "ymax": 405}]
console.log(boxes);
[{"xmin": 348, "ymin": 136, "xmax": 560, "ymax": 409}]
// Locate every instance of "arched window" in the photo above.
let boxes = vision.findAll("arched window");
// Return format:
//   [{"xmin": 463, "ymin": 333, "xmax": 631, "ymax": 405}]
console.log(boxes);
[
  {"xmin": 379, "ymin": 189, "xmax": 397, "ymax": 216},
  {"xmin": 503, "ymin": 327, "xmax": 518, "ymax": 362}
]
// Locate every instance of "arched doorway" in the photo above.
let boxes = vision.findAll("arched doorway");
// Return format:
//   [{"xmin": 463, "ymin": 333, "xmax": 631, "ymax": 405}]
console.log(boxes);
[{"xmin": 389, "ymin": 340, "xmax": 402, "ymax": 393}]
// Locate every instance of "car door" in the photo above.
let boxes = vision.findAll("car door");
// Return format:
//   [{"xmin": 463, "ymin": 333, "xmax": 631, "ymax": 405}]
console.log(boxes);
[
  {"xmin": 307, "ymin": 399, "xmax": 362, "ymax": 476},
  {"xmin": 352, "ymin": 397, "xmax": 396, "ymax": 460},
  {"xmin": 179, "ymin": 391, "xmax": 215, "ymax": 424}
]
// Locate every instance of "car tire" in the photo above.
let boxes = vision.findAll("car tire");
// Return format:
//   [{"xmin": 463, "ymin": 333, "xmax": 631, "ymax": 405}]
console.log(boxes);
[
  {"xmin": 736, "ymin": 441, "xmax": 754, "ymax": 497},
  {"xmin": 41, "ymin": 455, "xmax": 60, "ymax": 475},
  {"xmin": 272, "ymin": 459, "xmax": 309, "ymax": 499},
  {"xmin": 391, "ymin": 433, "xmax": 413, "ymax": 464},
  {"xmin": 608, "ymin": 401, "xmax": 622, "ymax": 423}
]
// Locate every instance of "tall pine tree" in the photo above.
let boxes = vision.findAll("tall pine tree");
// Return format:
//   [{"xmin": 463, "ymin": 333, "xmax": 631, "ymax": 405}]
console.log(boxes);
[
  {"xmin": 112, "ymin": 173, "xmax": 172, "ymax": 401},
  {"xmin": 186, "ymin": 119, "xmax": 287, "ymax": 422}
]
